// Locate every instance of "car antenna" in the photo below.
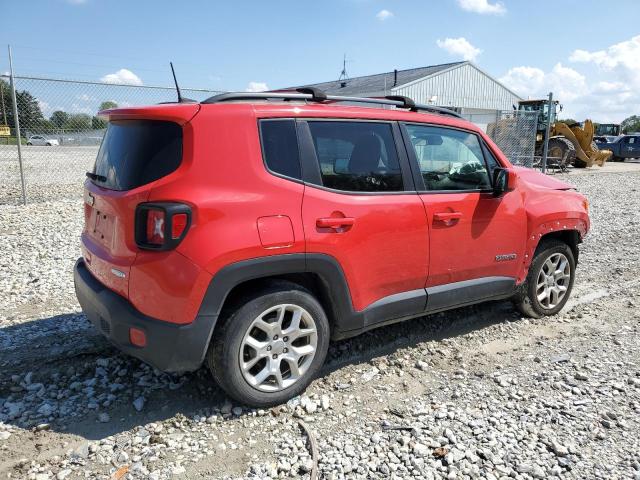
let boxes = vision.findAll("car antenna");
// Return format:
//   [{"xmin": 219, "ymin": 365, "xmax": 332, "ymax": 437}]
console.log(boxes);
[{"xmin": 169, "ymin": 62, "xmax": 194, "ymax": 103}]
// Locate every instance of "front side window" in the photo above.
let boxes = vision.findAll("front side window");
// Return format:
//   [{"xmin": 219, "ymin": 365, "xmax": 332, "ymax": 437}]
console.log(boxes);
[
  {"xmin": 404, "ymin": 124, "xmax": 491, "ymax": 191},
  {"xmin": 307, "ymin": 121, "xmax": 403, "ymax": 192}
]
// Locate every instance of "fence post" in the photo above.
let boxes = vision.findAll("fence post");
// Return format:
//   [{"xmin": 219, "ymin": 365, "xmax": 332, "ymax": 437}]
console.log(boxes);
[
  {"xmin": 541, "ymin": 91, "xmax": 553, "ymax": 174},
  {"xmin": 8, "ymin": 45, "xmax": 27, "ymax": 205}
]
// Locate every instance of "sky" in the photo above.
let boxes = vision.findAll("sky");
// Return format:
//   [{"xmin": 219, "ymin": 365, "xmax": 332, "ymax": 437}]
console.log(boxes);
[{"xmin": 1, "ymin": 0, "xmax": 640, "ymax": 122}]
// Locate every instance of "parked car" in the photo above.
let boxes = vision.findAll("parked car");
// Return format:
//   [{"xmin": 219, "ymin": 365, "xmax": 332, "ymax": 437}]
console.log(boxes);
[
  {"xmin": 74, "ymin": 91, "xmax": 590, "ymax": 406},
  {"xmin": 597, "ymin": 134, "xmax": 640, "ymax": 161},
  {"xmin": 26, "ymin": 135, "xmax": 59, "ymax": 146}
]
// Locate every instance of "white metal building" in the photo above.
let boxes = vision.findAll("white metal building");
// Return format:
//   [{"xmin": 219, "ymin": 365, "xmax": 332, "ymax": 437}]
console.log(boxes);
[{"xmin": 292, "ymin": 61, "xmax": 522, "ymax": 121}]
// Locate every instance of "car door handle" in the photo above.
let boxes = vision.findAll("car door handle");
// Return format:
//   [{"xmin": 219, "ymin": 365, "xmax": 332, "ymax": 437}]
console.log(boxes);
[
  {"xmin": 433, "ymin": 212, "xmax": 462, "ymax": 222},
  {"xmin": 316, "ymin": 217, "xmax": 355, "ymax": 229}
]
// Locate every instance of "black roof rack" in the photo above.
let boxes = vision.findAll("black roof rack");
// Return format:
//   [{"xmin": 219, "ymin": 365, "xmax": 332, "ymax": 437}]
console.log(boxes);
[{"xmin": 201, "ymin": 88, "xmax": 463, "ymax": 119}]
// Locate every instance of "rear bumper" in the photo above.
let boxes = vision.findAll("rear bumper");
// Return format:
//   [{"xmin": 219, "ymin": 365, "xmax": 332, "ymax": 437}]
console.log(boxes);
[{"xmin": 74, "ymin": 258, "xmax": 216, "ymax": 373}]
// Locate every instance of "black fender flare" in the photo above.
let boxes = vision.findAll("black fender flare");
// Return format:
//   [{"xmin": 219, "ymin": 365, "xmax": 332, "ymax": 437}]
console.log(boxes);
[{"xmin": 197, "ymin": 253, "xmax": 360, "ymax": 335}]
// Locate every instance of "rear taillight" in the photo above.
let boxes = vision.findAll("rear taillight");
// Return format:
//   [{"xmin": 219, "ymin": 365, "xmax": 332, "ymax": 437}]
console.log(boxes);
[
  {"xmin": 146, "ymin": 209, "xmax": 165, "ymax": 245},
  {"xmin": 135, "ymin": 203, "xmax": 192, "ymax": 250}
]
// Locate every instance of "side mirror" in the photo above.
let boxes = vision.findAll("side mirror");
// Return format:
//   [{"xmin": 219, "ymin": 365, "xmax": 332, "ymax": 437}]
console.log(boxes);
[{"xmin": 493, "ymin": 168, "xmax": 517, "ymax": 197}]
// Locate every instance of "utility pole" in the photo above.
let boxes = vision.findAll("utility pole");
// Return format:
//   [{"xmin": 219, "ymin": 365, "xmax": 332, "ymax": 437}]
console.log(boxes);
[
  {"xmin": 541, "ymin": 91, "xmax": 553, "ymax": 175},
  {"xmin": 0, "ymin": 81, "xmax": 6, "ymax": 125},
  {"xmin": 8, "ymin": 45, "xmax": 27, "ymax": 205}
]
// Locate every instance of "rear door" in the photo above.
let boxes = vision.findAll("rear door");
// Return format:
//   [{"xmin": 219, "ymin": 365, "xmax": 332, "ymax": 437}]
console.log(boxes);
[
  {"xmin": 299, "ymin": 120, "xmax": 429, "ymax": 330},
  {"xmin": 82, "ymin": 119, "xmax": 184, "ymax": 298},
  {"xmin": 401, "ymin": 123, "xmax": 526, "ymax": 296}
]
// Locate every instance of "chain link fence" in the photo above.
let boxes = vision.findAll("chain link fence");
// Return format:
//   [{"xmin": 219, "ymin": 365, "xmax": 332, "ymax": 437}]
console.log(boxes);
[
  {"xmin": 0, "ymin": 75, "xmax": 223, "ymax": 205},
  {"xmin": 1, "ymin": 74, "xmax": 543, "ymax": 205},
  {"xmin": 463, "ymin": 110, "xmax": 539, "ymax": 167}
]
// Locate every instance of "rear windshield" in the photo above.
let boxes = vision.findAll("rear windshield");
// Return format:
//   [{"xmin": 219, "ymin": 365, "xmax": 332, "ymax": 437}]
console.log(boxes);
[{"xmin": 91, "ymin": 120, "xmax": 182, "ymax": 191}]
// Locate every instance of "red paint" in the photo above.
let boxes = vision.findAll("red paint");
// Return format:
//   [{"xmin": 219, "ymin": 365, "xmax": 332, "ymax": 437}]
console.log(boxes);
[
  {"xmin": 257, "ymin": 216, "xmax": 295, "ymax": 249},
  {"xmin": 80, "ymin": 101, "xmax": 590, "ymax": 326}
]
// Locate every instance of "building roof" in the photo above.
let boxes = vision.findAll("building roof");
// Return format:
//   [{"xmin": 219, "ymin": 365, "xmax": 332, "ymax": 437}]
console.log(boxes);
[{"xmin": 288, "ymin": 61, "xmax": 466, "ymax": 96}]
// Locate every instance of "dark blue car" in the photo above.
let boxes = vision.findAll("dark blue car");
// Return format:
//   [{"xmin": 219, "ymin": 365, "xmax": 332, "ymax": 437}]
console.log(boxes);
[{"xmin": 594, "ymin": 134, "xmax": 640, "ymax": 161}]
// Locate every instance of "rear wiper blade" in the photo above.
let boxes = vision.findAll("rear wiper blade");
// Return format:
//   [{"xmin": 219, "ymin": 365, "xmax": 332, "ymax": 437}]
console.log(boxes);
[{"xmin": 86, "ymin": 172, "xmax": 107, "ymax": 182}]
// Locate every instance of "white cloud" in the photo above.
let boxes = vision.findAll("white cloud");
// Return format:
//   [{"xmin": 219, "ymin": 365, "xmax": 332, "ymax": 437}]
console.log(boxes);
[
  {"xmin": 456, "ymin": 0, "xmax": 506, "ymax": 15},
  {"xmin": 500, "ymin": 63, "xmax": 587, "ymax": 102},
  {"xmin": 570, "ymin": 35, "xmax": 640, "ymax": 88},
  {"xmin": 76, "ymin": 93, "xmax": 96, "ymax": 102},
  {"xmin": 376, "ymin": 9, "xmax": 394, "ymax": 21},
  {"xmin": 500, "ymin": 54, "xmax": 639, "ymax": 122},
  {"xmin": 71, "ymin": 104, "xmax": 93, "ymax": 115},
  {"xmin": 246, "ymin": 81, "xmax": 269, "ymax": 92},
  {"xmin": 436, "ymin": 37, "xmax": 482, "ymax": 61},
  {"xmin": 100, "ymin": 69, "xmax": 143, "ymax": 86},
  {"xmin": 37, "ymin": 99, "xmax": 52, "ymax": 117}
]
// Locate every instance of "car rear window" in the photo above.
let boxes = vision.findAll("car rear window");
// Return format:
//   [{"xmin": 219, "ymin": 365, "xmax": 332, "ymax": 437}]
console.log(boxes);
[{"xmin": 91, "ymin": 120, "xmax": 182, "ymax": 191}]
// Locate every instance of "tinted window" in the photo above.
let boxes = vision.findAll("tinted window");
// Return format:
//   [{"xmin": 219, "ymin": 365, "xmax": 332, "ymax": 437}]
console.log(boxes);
[
  {"xmin": 307, "ymin": 121, "xmax": 403, "ymax": 192},
  {"xmin": 92, "ymin": 120, "xmax": 182, "ymax": 191},
  {"xmin": 260, "ymin": 120, "xmax": 301, "ymax": 180},
  {"xmin": 405, "ymin": 124, "xmax": 491, "ymax": 191},
  {"xmin": 482, "ymin": 143, "xmax": 500, "ymax": 177}
]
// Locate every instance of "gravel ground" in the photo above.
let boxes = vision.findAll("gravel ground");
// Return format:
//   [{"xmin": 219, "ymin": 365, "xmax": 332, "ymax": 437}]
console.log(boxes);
[
  {"xmin": 1, "ymin": 164, "xmax": 639, "ymax": 480},
  {"xmin": 0, "ymin": 145, "xmax": 93, "ymax": 205}
]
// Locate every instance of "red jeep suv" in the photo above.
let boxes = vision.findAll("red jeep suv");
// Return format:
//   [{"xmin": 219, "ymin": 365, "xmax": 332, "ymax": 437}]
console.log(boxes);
[{"xmin": 74, "ymin": 89, "xmax": 590, "ymax": 406}]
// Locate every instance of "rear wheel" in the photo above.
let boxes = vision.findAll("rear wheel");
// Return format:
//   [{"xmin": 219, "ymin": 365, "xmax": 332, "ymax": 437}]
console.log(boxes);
[
  {"xmin": 513, "ymin": 240, "xmax": 576, "ymax": 318},
  {"xmin": 207, "ymin": 282, "xmax": 330, "ymax": 407}
]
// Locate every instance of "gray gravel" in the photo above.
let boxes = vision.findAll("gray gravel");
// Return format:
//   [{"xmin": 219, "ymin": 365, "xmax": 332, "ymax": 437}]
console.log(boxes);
[{"xmin": 1, "ymin": 165, "xmax": 640, "ymax": 479}]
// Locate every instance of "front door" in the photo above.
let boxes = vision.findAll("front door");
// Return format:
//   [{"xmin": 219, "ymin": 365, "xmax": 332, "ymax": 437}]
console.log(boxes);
[
  {"xmin": 401, "ymin": 123, "xmax": 527, "ymax": 291},
  {"xmin": 622, "ymin": 136, "xmax": 640, "ymax": 159},
  {"xmin": 299, "ymin": 120, "xmax": 429, "ymax": 325}
]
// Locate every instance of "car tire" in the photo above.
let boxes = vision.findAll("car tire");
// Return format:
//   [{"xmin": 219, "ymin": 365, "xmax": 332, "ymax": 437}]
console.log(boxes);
[
  {"xmin": 27, "ymin": 142, "xmax": 32, "ymax": 146},
  {"xmin": 207, "ymin": 281, "xmax": 330, "ymax": 407},
  {"xmin": 513, "ymin": 239, "xmax": 576, "ymax": 319}
]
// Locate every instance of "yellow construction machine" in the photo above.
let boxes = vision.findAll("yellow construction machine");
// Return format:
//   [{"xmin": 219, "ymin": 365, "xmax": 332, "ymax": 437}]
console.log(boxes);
[{"xmin": 517, "ymin": 99, "xmax": 612, "ymax": 168}]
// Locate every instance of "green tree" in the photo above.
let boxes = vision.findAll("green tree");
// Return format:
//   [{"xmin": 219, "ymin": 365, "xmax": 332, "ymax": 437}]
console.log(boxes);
[
  {"xmin": 99, "ymin": 101, "xmax": 117, "ymax": 111},
  {"xmin": 64, "ymin": 113, "xmax": 92, "ymax": 131},
  {"xmin": 0, "ymin": 78, "xmax": 45, "ymax": 130},
  {"xmin": 50, "ymin": 110, "xmax": 70, "ymax": 128},
  {"xmin": 558, "ymin": 118, "xmax": 578, "ymax": 126},
  {"xmin": 92, "ymin": 101, "xmax": 118, "ymax": 129},
  {"xmin": 621, "ymin": 115, "xmax": 640, "ymax": 134}
]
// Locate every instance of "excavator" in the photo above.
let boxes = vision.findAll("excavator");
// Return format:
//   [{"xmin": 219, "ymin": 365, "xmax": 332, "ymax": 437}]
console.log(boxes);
[{"xmin": 516, "ymin": 99, "xmax": 612, "ymax": 168}]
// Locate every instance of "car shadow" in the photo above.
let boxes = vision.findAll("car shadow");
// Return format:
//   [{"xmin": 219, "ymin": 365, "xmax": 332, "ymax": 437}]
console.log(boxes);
[{"xmin": 0, "ymin": 299, "xmax": 517, "ymax": 441}]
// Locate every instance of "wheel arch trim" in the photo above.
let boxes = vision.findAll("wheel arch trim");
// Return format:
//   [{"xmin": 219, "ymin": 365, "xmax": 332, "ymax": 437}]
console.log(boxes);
[{"xmin": 519, "ymin": 218, "xmax": 587, "ymax": 283}]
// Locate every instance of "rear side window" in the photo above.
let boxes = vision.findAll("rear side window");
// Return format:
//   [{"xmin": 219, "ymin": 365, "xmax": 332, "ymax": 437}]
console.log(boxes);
[
  {"xmin": 92, "ymin": 120, "xmax": 182, "ymax": 191},
  {"xmin": 307, "ymin": 121, "xmax": 403, "ymax": 192},
  {"xmin": 259, "ymin": 120, "xmax": 301, "ymax": 180}
]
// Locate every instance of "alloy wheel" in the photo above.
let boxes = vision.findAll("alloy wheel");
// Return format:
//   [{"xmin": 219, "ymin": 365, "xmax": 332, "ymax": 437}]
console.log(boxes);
[
  {"xmin": 536, "ymin": 252, "xmax": 571, "ymax": 309},
  {"xmin": 239, "ymin": 304, "xmax": 318, "ymax": 392}
]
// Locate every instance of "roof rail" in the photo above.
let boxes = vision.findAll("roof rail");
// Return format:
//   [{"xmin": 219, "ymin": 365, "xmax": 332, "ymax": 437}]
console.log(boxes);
[{"xmin": 201, "ymin": 89, "xmax": 463, "ymax": 119}]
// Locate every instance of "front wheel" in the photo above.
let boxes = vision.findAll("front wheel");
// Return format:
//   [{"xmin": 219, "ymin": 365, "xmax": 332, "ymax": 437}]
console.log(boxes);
[
  {"xmin": 513, "ymin": 240, "xmax": 576, "ymax": 318},
  {"xmin": 207, "ymin": 282, "xmax": 330, "ymax": 407}
]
